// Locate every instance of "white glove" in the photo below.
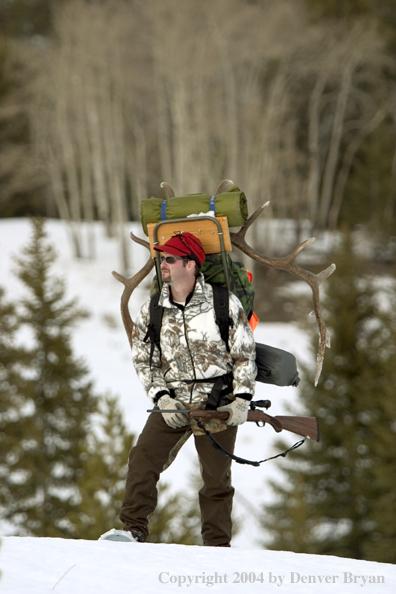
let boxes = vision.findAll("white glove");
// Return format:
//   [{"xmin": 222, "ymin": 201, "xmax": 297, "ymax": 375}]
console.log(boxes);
[
  {"xmin": 217, "ymin": 397, "xmax": 250, "ymax": 426},
  {"xmin": 157, "ymin": 394, "xmax": 189, "ymax": 429}
]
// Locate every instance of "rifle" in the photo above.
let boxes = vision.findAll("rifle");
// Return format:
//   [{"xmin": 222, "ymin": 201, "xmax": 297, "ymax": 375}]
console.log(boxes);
[{"xmin": 147, "ymin": 400, "xmax": 320, "ymax": 442}]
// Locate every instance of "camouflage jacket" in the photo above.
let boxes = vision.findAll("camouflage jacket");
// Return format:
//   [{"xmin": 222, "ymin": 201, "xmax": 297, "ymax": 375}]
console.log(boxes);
[{"xmin": 131, "ymin": 274, "xmax": 257, "ymax": 405}]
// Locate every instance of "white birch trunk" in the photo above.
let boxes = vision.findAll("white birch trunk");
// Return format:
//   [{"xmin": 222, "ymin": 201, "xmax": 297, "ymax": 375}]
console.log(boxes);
[{"xmin": 318, "ymin": 57, "xmax": 357, "ymax": 229}]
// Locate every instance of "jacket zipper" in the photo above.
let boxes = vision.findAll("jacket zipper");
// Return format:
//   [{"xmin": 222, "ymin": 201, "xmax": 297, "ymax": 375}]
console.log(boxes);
[{"xmin": 181, "ymin": 308, "xmax": 196, "ymax": 403}]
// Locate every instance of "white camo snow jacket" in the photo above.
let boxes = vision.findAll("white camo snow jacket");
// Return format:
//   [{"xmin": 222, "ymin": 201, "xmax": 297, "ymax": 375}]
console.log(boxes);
[{"xmin": 131, "ymin": 274, "xmax": 257, "ymax": 405}]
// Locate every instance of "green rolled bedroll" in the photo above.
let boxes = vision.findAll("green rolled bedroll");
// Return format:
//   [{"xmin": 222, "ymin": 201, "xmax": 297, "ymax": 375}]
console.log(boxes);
[{"xmin": 140, "ymin": 187, "xmax": 248, "ymax": 236}]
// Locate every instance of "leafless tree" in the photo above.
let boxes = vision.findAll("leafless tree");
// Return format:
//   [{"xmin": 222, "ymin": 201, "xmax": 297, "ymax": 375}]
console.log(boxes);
[
  {"xmin": 302, "ymin": 20, "xmax": 387, "ymax": 231},
  {"xmin": 30, "ymin": 0, "xmax": 147, "ymax": 269},
  {"xmin": 0, "ymin": 39, "xmax": 45, "ymax": 215},
  {"xmin": 27, "ymin": 0, "xmax": 390, "ymax": 267}
]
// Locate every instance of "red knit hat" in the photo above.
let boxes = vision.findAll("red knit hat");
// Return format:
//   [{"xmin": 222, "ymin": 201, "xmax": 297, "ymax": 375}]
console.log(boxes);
[{"xmin": 154, "ymin": 232, "xmax": 205, "ymax": 267}]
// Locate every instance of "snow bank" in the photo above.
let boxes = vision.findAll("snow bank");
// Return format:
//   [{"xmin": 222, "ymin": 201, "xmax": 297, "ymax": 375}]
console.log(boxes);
[{"xmin": 0, "ymin": 536, "xmax": 395, "ymax": 594}]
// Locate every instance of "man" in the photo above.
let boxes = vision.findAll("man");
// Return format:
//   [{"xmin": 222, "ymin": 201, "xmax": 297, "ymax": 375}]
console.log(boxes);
[{"xmin": 119, "ymin": 232, "xmax": 257, "ymax": 546}]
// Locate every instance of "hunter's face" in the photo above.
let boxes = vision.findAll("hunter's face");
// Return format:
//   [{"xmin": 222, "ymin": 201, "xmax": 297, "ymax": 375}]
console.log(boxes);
[{"xmin": 160, "ymin": 252, "xmax": 188, "ymax": 285}]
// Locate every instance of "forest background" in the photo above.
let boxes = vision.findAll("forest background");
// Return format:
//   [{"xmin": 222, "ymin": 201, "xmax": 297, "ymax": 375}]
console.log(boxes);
[
  {"xmin": 2, "ymin": 0, "xmax": 396, "ymax": 278},
  {"xmin": 1, "ymin": 0, "xmax": 396, "ymax": 563}
]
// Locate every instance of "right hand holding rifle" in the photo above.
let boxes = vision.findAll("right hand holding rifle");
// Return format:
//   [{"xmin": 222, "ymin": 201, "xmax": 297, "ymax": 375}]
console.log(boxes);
[
  {"xmin": 217, "ymin": 397, "xmax": 250, "ymax": 426},
  {"xmin": 157, "ymin": 394, "xmax": 189, "ymax": 429}
]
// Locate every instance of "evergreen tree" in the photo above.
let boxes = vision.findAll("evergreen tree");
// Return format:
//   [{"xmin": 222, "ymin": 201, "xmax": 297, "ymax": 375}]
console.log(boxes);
[
  {"xmin": 261, "ymin": 233, "xmax": 396, "ymax": 563},
  {"xmin": 0, "ymin": 218, "xmax": 204, "ymax": 542},
  {"xmin": 0, "ymin": 0, "xmax": 59, "ymax": 38},
  {"xmin": 340, "ymin": 122, "xmax": 396, "ymax": 238},
  {"xmin": 0, "ymin": 285, "xmax": 23, "ymax": 415},
  {"xmin": 0, "ymin": 218, "xmax": 97, "ymax": 537},
  {"xmin": 0, "ymin": 286, "xmax": 27, "ymax": 518},
  {"xmin": 76, "ymin": 394, "xmax": 135, "ymax": 539},
  {"xmin": 305, "ymin": 1, "xmax": 396, "ymax": 53}
]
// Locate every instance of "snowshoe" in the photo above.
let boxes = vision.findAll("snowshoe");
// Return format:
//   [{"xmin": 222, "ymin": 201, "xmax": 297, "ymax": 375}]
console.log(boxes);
[{"xmin": 99, "ymin": 528, "xmax": 144, "ymax": 543}]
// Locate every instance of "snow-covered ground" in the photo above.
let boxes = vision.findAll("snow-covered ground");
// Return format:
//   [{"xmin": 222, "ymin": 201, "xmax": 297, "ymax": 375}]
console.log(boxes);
[
  {"xmin": 1, "ymin": 218, "xmax": 314, "ymax": 549},
  {"xmin": 1, "ymin": 535, "xmax": 395, "ymax": 593}
]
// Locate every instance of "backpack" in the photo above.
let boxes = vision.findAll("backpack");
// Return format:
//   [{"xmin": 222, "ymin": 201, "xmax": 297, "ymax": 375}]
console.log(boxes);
[
  {"xmin": 145, "ymin": 282, "xmax": 300, "ymax": 389},
  {"xmin": 150, "ymin": 253, "xmax": 255, "ymax": 320},
  {"xmin": 201, "ymin": 254, "xmax": 255, "ymax": 321}
]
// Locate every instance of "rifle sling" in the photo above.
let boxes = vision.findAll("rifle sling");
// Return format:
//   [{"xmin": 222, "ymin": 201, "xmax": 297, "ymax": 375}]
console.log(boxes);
[{"xmin": 196, "ymin": 419, "xmax": 306, "ymax": 467}]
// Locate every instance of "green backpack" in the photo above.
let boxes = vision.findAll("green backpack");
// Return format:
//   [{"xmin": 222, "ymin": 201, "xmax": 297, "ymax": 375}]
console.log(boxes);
[{"xmin": 150, "ymin": 252, "xmax": 255, "ymax": 320}]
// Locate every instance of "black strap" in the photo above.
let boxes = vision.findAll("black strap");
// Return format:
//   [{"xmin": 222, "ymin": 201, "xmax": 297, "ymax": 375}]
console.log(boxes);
[
  {"xmin": 204, "ymin": 373, "xmax": 233, "ymax": 410},
  {"xmin": 196, "ymin": 419, "xmax": 306, "ymax": 466},
  {"xmin": 144, "ymin": 294, "xmax": 164, "ymax": 368},
  {"xmin": 211, "ymin": 284, "xmax": 230, "ymax": 350}
]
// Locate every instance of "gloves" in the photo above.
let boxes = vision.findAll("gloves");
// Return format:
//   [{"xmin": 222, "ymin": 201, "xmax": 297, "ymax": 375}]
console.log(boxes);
[
  {"xmin": 217, "ymin": 397, "xmax": 250, "ymax": 426},
  {"xmin": 157, "ymin": 394, "xmax": 189, "ymax": 429}
]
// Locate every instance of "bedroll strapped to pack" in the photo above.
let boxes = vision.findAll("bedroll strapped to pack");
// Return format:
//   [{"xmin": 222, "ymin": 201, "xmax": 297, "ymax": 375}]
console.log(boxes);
[{"xmin": 140, "ymin": 188, "xmax": 248, "ymax": 235}]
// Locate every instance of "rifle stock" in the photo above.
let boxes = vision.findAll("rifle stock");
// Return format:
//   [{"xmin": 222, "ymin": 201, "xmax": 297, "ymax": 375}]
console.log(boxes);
[{"xmin": 147, "ymin": 409, "xmax": 320, "ymax": 442}]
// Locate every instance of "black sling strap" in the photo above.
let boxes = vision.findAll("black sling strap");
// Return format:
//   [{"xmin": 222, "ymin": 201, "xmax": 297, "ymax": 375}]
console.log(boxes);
[
  {"xmin": 143, "ymin": 293, "xmax": 164, "ymax": 368},
  {"xmin": 196, "ymin": 419, "xmax": 306, "ymax": 466},
  {"xmin": 205, "ymin": 284, "xmax": 234, "ymax": 409},
  {"xmin": 211, "ymin": 284, "xmax": 230, "ymax": 351}
]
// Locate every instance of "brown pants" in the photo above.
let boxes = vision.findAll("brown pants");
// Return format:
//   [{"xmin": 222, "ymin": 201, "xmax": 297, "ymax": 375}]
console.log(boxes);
[{"xmin": 120, "ymin": 411, "xmax": 237, "ymax": 546}]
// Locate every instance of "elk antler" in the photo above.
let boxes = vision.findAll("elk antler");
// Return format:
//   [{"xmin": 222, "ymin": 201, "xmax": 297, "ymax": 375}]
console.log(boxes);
[
  {"xmin": 113, "ymin": 182, "xmax": 334, "ymax": 385},
  {"xmin": 230, "ymin": 201, "xmax": 336, "ymax": 386},
  {"xmin": 160, "ymin": 181, "xmax": 175, "ymax": 198},
  {"xmin": 112, "ymin": 232, "xmax": 154, "ymax": 348},
  {"xmin": 215, "ymin": 179, "xmax": 235, "ymax": 194}
]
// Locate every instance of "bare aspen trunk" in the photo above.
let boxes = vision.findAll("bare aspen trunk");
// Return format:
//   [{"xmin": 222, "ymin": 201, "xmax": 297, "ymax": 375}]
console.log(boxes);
[
  {"xmin": 46, "ymin": 149, "xmax": 82, "ymax": 255},
  {"xmin": 84, "ymin": 85, "xmax": 111, "ymax": 236},
  {"xmin": 170, "ymin": 77, "xmax": 187, "ymax": 193},
  {"xmin": 153, "ymin": 47, "xmax": 173, "ymax": 185},
  {"xmin": 328, "ymin": 108, "xmax": 386, "ymax": 230},
  {"xmin": 75, "ymin": 75, "xmax": 95, "ymax": 259},
  {"xmin": 128, "ymin": 113, "xmax": 148, "ymax": 220},
  {"xmin": 55, "ymin": 96, "xmax": 83, "ymax": 258},
  {"xmin": 318, "ymin": 57, "xmax": 356, "ymax": 229},
  {"xmin": 212, "ymin": 22, "xmax": 239, "ymax": 178},
  {"xmin": 308, "ymin": 74, "xmax": 327, "ymax": 229}
]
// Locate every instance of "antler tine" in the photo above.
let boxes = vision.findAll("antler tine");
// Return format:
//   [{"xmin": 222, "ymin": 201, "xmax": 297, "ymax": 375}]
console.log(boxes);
[
  {"xmin": 130, "ymin": 231, "xmax": 151, "ymax": 250},
  {"xmin": 231, "ymin": 201, "xmax": 336, "ymax": 385},
  {"xmin": 112, "ymin": 232, "xmax": 154, "ymax": 348},
  {"xmin": 238, "ymin": 201, "xmax": 271, "ymax": 236},
  {"xmin": 160, "ymin": 181, "xmax": 175, "ymax": 198},
  {"xmin": 309, "ymin": 262, "xmax": 336, "ymax": 385},
  {"xmin": 112, "ymin": 258, "xmax": 155, "ymax": 348},
  {"xmin": 215, "ymin": 179, "xmax": 235, "ymax": 194}
]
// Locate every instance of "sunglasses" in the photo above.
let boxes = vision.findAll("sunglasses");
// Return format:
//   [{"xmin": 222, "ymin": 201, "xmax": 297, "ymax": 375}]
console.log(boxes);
[{"xmin": 160, "ymin": 256, "xmax": 189, "ymax": 264}]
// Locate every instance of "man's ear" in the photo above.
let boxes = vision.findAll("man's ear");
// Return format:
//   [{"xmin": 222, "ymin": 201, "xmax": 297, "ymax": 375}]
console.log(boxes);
[{"xmin": 187, "ymin": 259, "xmax": 196, "ymax": 272}]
